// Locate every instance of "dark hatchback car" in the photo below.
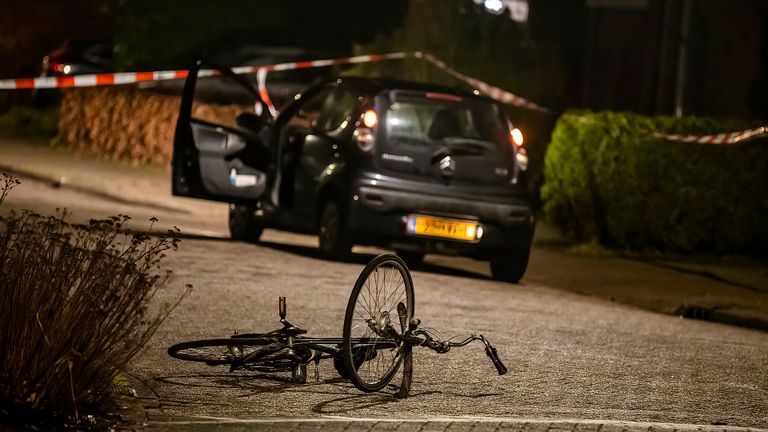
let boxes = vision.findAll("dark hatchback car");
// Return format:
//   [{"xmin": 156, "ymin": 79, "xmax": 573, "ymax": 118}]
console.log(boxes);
[{"xmin": 172, "ymin": 63, "xmax": 534, "ymax": 282}]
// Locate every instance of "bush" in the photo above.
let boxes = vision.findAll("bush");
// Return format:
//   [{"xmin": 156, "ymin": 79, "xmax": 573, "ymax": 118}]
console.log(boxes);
[
  {"xmin": 0, "ymin": 106, "xmax": 59, "ymax": 136},
  {"xmin": 0, "ymin": 174, "xmax": 188, "ymax": 426},
  {"xmin": 541, "ymin": 111, "xmax": 768, "ymax": 256}
]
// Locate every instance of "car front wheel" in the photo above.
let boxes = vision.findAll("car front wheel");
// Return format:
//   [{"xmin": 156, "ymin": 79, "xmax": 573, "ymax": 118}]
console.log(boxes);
[
  {"xmin": 489, "ymin": 248, "xmax": 530, "ymax": 283},
  {"xmin": 228, "ymin": 204, "xmax": 263, "ymax": 243},
  {"xmin": 319, "ymin": 200, "xmax": 352, "ymax": 260}
]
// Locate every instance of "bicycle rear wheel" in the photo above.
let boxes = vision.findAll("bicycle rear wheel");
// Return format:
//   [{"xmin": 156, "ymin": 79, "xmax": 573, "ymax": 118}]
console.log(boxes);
[
  {"xmin": 168, "ymin": 337, "xmax": 274, "ymax": 364},
  {"xmin": 342, "ymin": 253, "xmax": 414, "ymax": 392}
]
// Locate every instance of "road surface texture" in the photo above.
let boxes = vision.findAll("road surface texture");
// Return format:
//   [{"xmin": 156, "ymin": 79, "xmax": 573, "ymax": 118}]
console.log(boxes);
[{"xmin": 1, "ymin": 137, "xmax": 767, "ymax": 431}]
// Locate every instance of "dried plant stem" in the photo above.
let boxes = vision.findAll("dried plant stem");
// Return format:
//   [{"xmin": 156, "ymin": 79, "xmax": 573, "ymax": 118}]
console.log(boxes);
[
  {"xmin": 0, "ymin": 173, "xmax": 189, "ymax": 422},
  {"xmin": 67, "ymin": 359, "xmax": 78, "ymax": 422}
]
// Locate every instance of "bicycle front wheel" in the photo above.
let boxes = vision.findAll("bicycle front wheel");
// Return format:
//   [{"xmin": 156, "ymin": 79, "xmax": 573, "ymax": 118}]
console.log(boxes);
[
  {"xmin": 342, "ymin": 253, "xmax": 414, "ymax": 392},
  {"xmin": 168, "ymin": 337, "xmax": 274, "ymax": 365}
]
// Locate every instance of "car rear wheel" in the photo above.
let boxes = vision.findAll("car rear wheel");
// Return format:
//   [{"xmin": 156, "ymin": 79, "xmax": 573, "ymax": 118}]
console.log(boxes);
[
  {"xmin": 490, "ymin": 248, "xmax": 530, "ymax": 283},
  {"xmin": 319, "ymin": 200, "xmax": 352, "ymax": 260},
  {"xmin": 229, "ymin": 204, "xmax": 263, "ymax": 243}
]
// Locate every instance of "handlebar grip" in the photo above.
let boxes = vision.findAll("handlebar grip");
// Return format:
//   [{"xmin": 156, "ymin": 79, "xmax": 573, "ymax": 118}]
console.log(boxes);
[{"xmin": 485, "ymin": 344, "xmax": 508, "ymax": 375}]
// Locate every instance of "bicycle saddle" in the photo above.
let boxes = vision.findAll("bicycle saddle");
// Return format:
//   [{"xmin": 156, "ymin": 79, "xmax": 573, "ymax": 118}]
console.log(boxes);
[
  {"xmin": 278, "ymin": 319, "xmax": 308, "ymax": 336},
  {"xmin": 276, "ymin": 296, "xmax": 307, "ymax": 335}
]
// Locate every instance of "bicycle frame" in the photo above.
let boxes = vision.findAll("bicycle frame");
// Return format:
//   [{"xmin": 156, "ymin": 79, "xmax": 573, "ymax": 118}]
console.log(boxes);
[
  {"xmin": 225, "ymin": 299, "xmax": 505, "ymax": 390},
  {"xmin": 168, "ymin": 254, "xmax": 507, "ymax": 397}
]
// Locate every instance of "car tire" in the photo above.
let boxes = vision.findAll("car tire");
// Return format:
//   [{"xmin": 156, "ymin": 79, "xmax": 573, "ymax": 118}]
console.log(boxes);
[
  {"xmin": 228, "ymin": 204, "xmax": 263, "ymax": 243},
  {"xmin": 396, "ymin": 250, "xmax": 425, "ymax": 269},
  {"xmin": 489, "ymin": 248, "xmax": 530, "ymax": 283},
  {"xmin": 319, "ymin": 200, "xmax": 352, "ymax": 260}
]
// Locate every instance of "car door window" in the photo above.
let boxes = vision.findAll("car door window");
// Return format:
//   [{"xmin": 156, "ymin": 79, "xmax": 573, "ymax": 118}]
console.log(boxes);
[
  {"xmin": 284, "ymin": 86, "xmax": 358, "ymax": 135},
  {"xmin": 285, "ymin": 87, "xmax": 334, "ymax": 131},
  {"xmin": 315, "ymin": 87, "xmax": 359, "ymax": 135},
  {"xmin": 191, "ymin": 72, "xmax": 261, "ymax": 129}
]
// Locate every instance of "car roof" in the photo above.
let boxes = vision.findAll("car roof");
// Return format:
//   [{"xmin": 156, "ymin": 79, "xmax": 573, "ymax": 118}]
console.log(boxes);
[{"xmin": 336, "ymin": 76, "xmax": 492, "ymax": 102}]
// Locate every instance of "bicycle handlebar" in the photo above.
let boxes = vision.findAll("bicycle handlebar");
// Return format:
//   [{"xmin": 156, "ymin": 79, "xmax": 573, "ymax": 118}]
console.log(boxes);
[
  {"xmin": 483, "ymin": 341, "xmax": 507, "ymax": 375},
  {"xmin": 408, "ymin": 330, "xmax": 507, "ymax": 376}
]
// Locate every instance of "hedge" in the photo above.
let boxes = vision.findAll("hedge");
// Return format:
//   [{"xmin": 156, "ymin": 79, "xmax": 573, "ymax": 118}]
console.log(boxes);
[{"xmin": 541, "ymin": 111, "xmax": 768, "ymax": 256}]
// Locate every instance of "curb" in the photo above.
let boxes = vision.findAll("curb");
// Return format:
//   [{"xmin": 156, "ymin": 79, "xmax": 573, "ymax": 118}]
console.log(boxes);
[
  {"xmin": 708, "ymin": 308, "xmax": 768, "ymax": 332},
  {"xmin": 143, "ymin": 416, "xmax": 768, "ymax": 432}
]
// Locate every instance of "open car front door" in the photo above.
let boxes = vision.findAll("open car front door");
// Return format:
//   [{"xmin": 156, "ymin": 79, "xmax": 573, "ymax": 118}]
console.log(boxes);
[{"xmin": 172, "ymin": 61, "xmax": 272, "ymax": 203}]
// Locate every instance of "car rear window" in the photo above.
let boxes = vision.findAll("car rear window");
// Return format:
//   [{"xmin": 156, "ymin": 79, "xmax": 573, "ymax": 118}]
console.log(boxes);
[{"xmin": 381, "ymin": 93, "xmax": 509, "ymax": 154}]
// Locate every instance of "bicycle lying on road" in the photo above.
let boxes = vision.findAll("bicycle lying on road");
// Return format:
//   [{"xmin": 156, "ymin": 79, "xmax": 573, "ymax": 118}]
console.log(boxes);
[{"xmin": 168, "ymin": 253, "xmax": 507, "ymax": 397}]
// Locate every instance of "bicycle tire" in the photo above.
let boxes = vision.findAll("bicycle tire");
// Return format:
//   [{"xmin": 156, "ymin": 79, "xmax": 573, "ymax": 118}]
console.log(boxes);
[
  {"xmin": 342, "ymin": 253, "xmax": 414, "ymax": 392},
  {"xmin": 168, "ymin": 337, "xmax": 275, "ymax": 364}
]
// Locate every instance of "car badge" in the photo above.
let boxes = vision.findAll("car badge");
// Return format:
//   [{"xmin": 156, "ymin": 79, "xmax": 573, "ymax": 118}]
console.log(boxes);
[
  {"xmin": 439, "ymin": 155, "xmax": 456, "ymax": 176},
  {"xmin": 382, "ymin": 153, "xmax": 414, "ymax": 164}
]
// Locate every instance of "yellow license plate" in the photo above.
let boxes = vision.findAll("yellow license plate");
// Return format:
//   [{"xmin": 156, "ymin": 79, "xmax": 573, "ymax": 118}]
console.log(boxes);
[{"xmin": 406, "ymin": 215, "xmax": 478, "ymax": 242}]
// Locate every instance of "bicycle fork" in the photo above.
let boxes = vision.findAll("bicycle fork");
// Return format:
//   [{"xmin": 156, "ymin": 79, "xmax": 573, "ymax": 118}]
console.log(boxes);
[{"xmin": 366, "ymin": 303, "xmax": 507, "ymax": 398}]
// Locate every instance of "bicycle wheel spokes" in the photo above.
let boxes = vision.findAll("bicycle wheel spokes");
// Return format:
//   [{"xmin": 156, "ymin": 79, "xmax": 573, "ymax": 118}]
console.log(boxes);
[
  {"xmin": 343, "ymin": 254, "xmax": 414, "ymax": 392},
  {"xmin": 168, "ymin": 338, "xmax": 274, "ymax": 364}
]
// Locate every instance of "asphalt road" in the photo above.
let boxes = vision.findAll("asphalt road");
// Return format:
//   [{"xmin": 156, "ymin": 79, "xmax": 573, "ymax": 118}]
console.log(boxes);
[{"xmin": 3, "ymin": 174, "xmax": 767, "ymax": 429}]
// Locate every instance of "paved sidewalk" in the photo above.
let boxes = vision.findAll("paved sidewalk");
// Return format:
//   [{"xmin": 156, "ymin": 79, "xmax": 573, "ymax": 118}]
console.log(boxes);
[
  {"xmin": 142, "ymin": 416, "xmax": 768, "ymax": 432},
  {"xmin": 0, "ymin": 136, "xmax": 196, "ymax": 214},
  {"xmin": 121, "ymin": 390, "xmax": 768, "ymax": 432}
]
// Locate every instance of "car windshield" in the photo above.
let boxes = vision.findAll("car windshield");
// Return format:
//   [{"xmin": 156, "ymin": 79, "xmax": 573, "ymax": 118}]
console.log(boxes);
[{"xmin": 382, "ymin": 95, "xmax": 508, "ymax": 155}]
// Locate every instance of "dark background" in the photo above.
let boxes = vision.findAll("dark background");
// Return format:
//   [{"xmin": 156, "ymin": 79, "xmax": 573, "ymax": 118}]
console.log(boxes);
[{"xmin": 0, "ymin": 0, "xmax": 766, "ymax": 119}]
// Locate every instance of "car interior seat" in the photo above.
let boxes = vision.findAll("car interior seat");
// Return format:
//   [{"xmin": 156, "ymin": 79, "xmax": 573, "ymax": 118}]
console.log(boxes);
[{"xmin": 427, "ymin": 108, "xmax": 462, "ymax": 140}]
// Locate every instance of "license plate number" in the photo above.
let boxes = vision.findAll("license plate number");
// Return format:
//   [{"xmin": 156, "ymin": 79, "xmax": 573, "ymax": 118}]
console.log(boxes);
[{"xmin": 406, "ymin": 215, "xmax": 478, "ymax": 242}]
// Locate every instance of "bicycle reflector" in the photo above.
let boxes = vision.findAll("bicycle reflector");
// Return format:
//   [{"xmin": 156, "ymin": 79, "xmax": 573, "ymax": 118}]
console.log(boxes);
[{"xmin": 279, "ymin": 296, "xmax": 286, "ymax": 320}]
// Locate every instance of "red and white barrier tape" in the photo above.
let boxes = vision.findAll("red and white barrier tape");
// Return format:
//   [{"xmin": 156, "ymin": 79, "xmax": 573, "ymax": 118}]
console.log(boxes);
[
  {"xmin": 230, "ymin": 52, "xmax": 409, "ymax": 75},
  {"xmin": 0, "ymin": 70, "xmax": 191, "ymax": 90},
  {"xmin": 0, "ymin": 53, "xmax": 409, "ymax": 90},
  {"xmin": 3, "ymin": 52, "xmax": 765, "ymax": 144},
  {"xmin": 0, "ymin": 51, "xmax": 548, "ymax": 113},
  {"xmin": 416, "ymin": 52, "xmax": 551, "ymax": 113},
  {"xmin": 652, "ymin": 126, "xmax": 768, "ymax": 145}
]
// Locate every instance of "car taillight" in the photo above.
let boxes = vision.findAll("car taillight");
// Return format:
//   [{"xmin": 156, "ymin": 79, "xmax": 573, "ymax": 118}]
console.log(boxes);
[
  {"xmin": 515, "ymin": 147, "xmax": 528, "ymax": 172},
  {"xmin": 510, "ymin": 127, "xmax": 524, "ymax": 147},
  {"xmin": 354, "ymin": 128, "xmax": 375, "ymax": 151},
  {"xmin": 362, "ymin": 109, "xmax": 378, "ymax": 128},
  {"xmin": 426, "ymin": 92, "xmax": 462, "ymax": 103},
  {"xmin": 52, "ymin": 63, "xmax": 71, "ymax": 74},
  {"xmin": 355, "ymin": 109, "xmax": 378, "ymax": 152}
]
